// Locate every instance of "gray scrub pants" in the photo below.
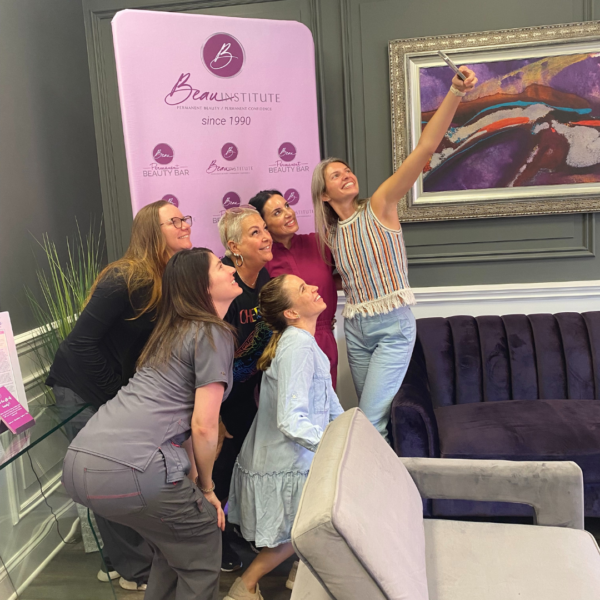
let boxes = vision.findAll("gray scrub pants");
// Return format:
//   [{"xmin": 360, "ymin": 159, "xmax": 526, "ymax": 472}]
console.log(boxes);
[
  {"xmin": 63, "ymin": 448, "xmax": 221, "ymax": 600},
  {"xmin": 55, "ymin": 385, "xmax": 152, "ymax": 584}
]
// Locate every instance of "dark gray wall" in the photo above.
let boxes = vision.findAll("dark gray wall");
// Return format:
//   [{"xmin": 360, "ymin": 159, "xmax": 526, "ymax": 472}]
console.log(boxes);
[
  {"xmin": 0, "ymin": 0, "xmax": 103, "ymax": 334},
  {"xmin": 4, "ymin": 0, "xmax": 598, "ymax": 335},
  {"xmin": 83, "ymin": 0, "xmax": 600, "ymax": 290}
]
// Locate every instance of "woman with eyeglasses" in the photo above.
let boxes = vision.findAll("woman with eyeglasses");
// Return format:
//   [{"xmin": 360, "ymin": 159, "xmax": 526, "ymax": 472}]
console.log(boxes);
[
  {"xmin": 46, "ymin": 200, "xmax": 193, "ymax": 591},
  {"xmin": 62, "ymin": 247, "xmax": 241, "ymax": 600},
  {"xmin": 213, "ymin": 206, "xmax": 273, "ymax": 572},
  {"xmin": 249, "ymin": 190, "xmax": 339, "ymax": 388}
]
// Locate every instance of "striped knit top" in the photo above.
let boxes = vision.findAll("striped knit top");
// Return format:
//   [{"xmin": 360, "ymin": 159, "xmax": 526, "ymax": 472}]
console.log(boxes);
[{"xmin": 329, "ymin": 200, "xmax": 415, "ymax": 319}]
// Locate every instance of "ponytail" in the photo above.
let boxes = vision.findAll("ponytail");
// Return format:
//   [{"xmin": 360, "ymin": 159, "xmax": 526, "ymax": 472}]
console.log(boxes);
[
  {"xmin": 257, "ymin": 330, "xmax": 284, "ymax": 371},
  {"xmin": 257, "ymin": 275, "xmax": 292, "ymax": 371}
]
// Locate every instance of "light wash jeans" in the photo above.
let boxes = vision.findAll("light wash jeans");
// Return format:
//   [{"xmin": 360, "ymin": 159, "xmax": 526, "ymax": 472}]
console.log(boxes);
[{"xmin": 344, "ymin": 305, "xmax": 416, "ymax": 440}]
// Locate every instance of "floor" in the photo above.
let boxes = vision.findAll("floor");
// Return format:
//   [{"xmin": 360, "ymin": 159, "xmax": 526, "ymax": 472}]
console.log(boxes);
[
  {"xmin": 16, "ymin": 519, "xmax": 600, "ymax": 599},
  {"xmin": 18, "ymin": 528, "xmax": 294, "ymax": 600}
]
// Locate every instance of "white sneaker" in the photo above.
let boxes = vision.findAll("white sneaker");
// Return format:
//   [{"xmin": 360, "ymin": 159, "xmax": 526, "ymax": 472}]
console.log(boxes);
[
  {"xmin": 97, "ymin": 568, "xmax": 120, "ymax": 582},
  {"xmin": 286, "ymin": 561, "xmax": 299, "ymax": 590},
  {"xmin": 119, "ymin": 577, "xmax": 147, "ymax": 591}
]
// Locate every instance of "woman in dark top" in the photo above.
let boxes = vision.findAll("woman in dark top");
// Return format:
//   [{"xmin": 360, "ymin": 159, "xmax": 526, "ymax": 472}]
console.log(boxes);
[
  {"xmin": 47, "ymin": 199, "xmax": 193, "ymax": 590},
  {"xmin": 215, "ymin": 206, "xmax": 273, "ymax": 571},
  {"xmin": 63, "ymin": 248, "xmax": 241, "ymax": 600}
]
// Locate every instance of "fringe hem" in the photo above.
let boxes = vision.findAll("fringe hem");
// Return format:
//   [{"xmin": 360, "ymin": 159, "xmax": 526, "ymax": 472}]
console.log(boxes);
[{"xmin": 342, "ymin": 289, "xmax": 416, "ymax": 319}]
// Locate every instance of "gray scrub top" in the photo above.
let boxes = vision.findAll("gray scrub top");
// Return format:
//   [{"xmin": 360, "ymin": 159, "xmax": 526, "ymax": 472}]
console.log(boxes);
[{"xmin": 70, "ymin": 323, "xmax": 234, "ymax": 482}]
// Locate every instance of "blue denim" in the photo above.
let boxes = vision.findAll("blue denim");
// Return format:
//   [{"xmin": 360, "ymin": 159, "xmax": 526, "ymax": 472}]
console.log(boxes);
[{"xmin": 344, "ymin": 306, "xmax": 416, "ymax": 440}]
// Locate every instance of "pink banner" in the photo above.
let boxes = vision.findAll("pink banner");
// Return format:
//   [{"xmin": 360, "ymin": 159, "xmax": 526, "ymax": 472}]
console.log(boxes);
[{"xmin": 112, "ymin": 10, "xmax": 320, "ymax": 253}]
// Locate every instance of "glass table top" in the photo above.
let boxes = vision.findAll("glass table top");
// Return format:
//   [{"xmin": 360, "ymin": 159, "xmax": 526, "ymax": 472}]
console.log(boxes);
[{"xmin": 0, "ymin": 402, "xmax": 89, "ymax": 470}]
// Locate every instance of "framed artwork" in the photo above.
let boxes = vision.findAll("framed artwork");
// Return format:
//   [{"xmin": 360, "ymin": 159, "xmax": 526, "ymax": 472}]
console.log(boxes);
[{"xmin": 389, "ymin": 21, "xmax": 600, "ymax": 221}]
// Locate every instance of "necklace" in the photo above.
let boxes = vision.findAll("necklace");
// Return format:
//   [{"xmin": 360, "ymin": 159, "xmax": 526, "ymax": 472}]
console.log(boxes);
[{"xmin": 237, "ymin": 269, "xmax": 259, "ymax": 288}]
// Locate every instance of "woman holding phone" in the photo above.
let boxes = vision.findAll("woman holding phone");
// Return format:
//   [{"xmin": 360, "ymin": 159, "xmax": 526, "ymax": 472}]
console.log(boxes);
[{"xmin": 311, "ymin": 65, "xmax": 477, "ymax": 441}]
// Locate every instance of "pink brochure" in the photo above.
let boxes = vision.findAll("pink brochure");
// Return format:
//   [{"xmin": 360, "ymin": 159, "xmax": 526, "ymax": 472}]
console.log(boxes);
[{"xmin": 0, "ymin": 386, "xmax": 35, "ymax": 434}]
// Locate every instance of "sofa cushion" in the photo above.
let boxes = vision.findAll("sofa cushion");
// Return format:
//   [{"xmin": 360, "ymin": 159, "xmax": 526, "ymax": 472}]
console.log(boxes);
[
  {"xmin": 292, "ymin": 409, "xmax": 429, "ymax": 600},
  {"xmin": 424, "ymin": 519, "xmax": 600, "ymax": 600},
  {"xmin": 436, "ymin": 399, "xmax": 600, "ymax": 483}
]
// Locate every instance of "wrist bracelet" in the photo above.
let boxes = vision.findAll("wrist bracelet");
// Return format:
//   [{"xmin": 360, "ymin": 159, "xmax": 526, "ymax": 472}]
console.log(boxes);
[
  {"xmin": 195, "ymin": 478, "xmax": 216, "ymax": 494},
  {"xmin": 450, "ymin": 85, "xmax": 466, "ymax": 97}
]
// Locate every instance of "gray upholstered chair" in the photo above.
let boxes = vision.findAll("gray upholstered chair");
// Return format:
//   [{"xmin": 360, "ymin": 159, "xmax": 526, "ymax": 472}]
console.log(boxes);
[{"xmin": 291, "ymin": 408, "xmax": 600, "ymax": 600}]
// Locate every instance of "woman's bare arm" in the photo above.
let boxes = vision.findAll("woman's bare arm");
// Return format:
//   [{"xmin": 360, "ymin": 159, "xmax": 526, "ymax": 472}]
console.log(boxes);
[{"xmin": 371, "ymin": 67, "xmax": 477, "ymax": 227}]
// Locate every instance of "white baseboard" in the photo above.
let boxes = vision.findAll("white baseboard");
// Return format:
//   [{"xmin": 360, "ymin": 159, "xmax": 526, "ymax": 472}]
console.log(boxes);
[
  {"xmin": 336, "ymin": 280, "xmax": 600, "ymax": 318},
  {"xmin": 0, "ymin": 503, "xmax": 78, "ymax": 600}
]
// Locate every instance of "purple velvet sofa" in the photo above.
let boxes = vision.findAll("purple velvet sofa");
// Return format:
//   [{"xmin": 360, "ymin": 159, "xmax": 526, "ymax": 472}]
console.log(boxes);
[{"xmin": 391, "ymin": 312, "xmax": 600, "ymax": 518}]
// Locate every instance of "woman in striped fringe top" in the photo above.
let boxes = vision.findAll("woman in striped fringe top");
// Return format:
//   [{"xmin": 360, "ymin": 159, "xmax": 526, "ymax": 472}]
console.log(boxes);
[{"xmin": 311, "ymin": 66, "xmax": 477, "ymax": 440}]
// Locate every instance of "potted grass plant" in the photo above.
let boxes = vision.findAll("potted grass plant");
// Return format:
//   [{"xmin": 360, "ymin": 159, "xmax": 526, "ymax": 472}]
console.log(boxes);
[{"xmin": 26, "ymin": 221, "xmax": 104, "ymax": 404}]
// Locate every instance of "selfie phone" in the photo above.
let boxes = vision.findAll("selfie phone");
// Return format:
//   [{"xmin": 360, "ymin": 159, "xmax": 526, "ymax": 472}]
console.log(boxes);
[{"xmin": 437, "ymin": 51, "xmax": 467, "ymax": 81}]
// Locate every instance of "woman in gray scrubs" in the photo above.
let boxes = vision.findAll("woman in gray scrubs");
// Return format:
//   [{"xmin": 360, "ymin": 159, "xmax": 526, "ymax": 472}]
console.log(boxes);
[{"xmin": 62, "ymin": 248, "xmax": 243, "ymax": 600}]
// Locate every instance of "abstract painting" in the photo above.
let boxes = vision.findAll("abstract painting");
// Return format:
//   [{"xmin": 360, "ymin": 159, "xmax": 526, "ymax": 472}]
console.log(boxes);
[
  {"xmin": 389, "ymin": 21, "xmax": 600, "ymax": 221},
  {"xmin": 422, "ymin": 54, "xmax": 600, "ymax": 191}
]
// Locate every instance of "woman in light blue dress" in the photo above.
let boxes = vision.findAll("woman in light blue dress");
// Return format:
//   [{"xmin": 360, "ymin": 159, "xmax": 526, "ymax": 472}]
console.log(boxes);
[{"xmin": 225, "ymin": 274, "xmax": 344, "ymax": 600}]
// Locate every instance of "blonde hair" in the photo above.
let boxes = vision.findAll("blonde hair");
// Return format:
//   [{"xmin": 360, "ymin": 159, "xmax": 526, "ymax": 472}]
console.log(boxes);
[
  {"xmin": 311, "ymin": 158, "xmax": 366, "ymax": 260},
  {"xmin": 88, "ymin": 200, "xmax": 171, "ymax": 318},
  {"xmin": 218, "ymin": 206, "xmax": 259, "ymax": 258},
  {"xmin": 257, "ymin": 275, "xmax": 292, "ymax": 371}
]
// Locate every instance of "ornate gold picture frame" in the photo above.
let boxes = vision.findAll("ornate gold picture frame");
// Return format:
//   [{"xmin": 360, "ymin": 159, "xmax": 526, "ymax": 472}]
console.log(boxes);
[{"xmin": 389, "ymin": 21, "xmax": 600, "ymax": 221}]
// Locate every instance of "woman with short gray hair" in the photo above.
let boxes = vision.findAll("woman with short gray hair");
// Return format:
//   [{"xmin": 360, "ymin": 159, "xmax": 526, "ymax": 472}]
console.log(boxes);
[{"xmin": 214, "ymin": 206, "xmax": 273, "ymax": 572}]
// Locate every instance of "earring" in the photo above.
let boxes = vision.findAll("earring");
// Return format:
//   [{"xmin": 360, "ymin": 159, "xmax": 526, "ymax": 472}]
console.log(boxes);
[{"xmin": 234, "ymin": 253, "xmax": 244, "ymax": 268}]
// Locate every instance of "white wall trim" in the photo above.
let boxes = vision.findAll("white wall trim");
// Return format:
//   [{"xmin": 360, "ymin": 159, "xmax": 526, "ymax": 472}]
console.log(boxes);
[
  {"xmin": 336, "ymin": 280, "xmax": 600, "ymax": 318},
  {"xmin": 333, "ymin": 280, "xmax": 600, "ymax": 409},
  {"xmin": 0, "ymin": 505, "xmax": 78, "ymax": 600},
  {"xmin": 412, "ymin": 280, "xmax": 600, "ymax": 305}
]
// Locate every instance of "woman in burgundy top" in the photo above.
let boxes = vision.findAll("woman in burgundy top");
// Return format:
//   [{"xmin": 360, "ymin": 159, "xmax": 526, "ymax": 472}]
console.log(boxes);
[{"xmin": 249, "ymin": 190, "xmax": 338, "ymax": 387}]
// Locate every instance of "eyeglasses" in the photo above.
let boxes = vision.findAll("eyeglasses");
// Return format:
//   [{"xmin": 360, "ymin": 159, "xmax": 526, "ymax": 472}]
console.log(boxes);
[{"xmin": 160, "ymin": 216, "xmax": 193, "ymax": 229}]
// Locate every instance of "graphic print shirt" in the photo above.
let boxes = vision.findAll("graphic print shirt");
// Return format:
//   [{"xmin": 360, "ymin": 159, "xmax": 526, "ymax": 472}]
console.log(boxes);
[{"xmin": 221, "ymin": 257, "xmax": 271, "ymax": 437}]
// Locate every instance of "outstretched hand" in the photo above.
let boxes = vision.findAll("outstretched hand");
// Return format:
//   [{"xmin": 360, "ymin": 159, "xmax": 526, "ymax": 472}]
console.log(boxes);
[{"xmin": 452, "ymin": 67, "xmax": 477, "ymax": 93}]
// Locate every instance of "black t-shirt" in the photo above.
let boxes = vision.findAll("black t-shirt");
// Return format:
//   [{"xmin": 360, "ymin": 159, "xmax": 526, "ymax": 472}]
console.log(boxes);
[
  {"xmin": 46, "ymin": 272, "xmax": 156, "ymax": 409},
  {"xmin": 221, "ymin": 257, "xmax": 271, "ymax": 437}
]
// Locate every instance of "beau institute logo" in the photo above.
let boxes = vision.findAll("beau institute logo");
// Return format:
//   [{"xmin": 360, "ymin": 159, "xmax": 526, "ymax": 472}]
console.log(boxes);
[
  {"xmin": 153, "ymin": 143, "xmax": 174, "ymax": 165},
  {"xmin": 221, "ymin": 143, "xmax": 238, "ymax": 161},
  {"xmin": 269, "ymin": 143, "xmax": 309, "ymax": 174},
  {"xmin": 202, "ymin": 33, "xmax": 245, "ymax": 78},
  {"xmin": 143, "ymin": 144, "xmax": 189, "ymax": 178},
  {"xmin": 207, "ymin": 142, "xmax": 251, "ymax": 175},
  {"xmin": 278, "ymin": 143, "xmax": 297, "ymax": 162},
  {"xmin": 222, "ymin": 192, "xmax": 241, "ymax": 208},
  {"xmin": 284, "ymin": 189, "xmax": 300, "ymax": 206},
  {"xmin": 162, "ymin": 194, "xmax": 179, "ymax": 207}
]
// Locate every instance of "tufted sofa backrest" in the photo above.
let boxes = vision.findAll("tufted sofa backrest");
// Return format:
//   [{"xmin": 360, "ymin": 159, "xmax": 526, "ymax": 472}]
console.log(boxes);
[{"xmin": 417, "ymin": 312, "xmax": 600, "ymax": 407}]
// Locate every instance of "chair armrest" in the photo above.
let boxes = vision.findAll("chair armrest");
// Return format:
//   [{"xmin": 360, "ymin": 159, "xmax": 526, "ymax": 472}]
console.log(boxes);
[
  {"xmin": 401, "ymin": 457, "xmax": 584, "ymax": 530},
  {"xmin": 391, "ymin": 338, "xmax": 440, "ymax": 458}
]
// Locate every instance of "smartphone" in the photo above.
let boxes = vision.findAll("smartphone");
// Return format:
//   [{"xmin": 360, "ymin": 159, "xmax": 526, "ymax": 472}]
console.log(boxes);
[{"xmin": 437, "ymin": 51, "xmax": 467, "ymax": 81}]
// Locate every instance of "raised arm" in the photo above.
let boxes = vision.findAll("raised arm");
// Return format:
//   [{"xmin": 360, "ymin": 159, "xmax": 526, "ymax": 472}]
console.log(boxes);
[{"xmin": 371, "ymin": 67, "xmax": 477, "ymax": 226}]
